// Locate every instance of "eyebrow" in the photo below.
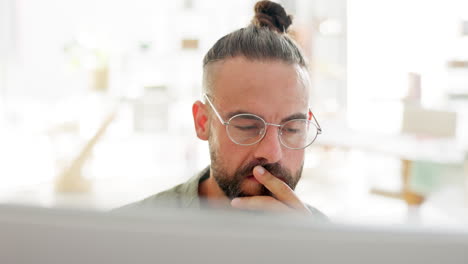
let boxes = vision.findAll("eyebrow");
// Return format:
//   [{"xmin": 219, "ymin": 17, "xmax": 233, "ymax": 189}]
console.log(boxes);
[
  {"xmin": 225, "ymin": 111, "xmax": 256, "ymax": 120},
  {"xmin": 225, "ymin": 111, "xmax": 307, "ymax": 123},
  {"xmin": 281, "ymin": 113, "xmax": 307, "ymax": 122}
]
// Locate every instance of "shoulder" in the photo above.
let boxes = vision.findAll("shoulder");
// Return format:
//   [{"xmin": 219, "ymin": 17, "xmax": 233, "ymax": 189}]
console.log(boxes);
[
  {"xmin": 113, "ymin": 167, "xmax": 210, "ymax": 212},
  {"xmin": 114, "ymin": 183, "xmax": 187, "ymax": 212}
]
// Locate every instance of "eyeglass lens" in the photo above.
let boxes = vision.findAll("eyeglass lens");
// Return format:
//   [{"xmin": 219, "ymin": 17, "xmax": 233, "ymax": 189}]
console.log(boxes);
[{"xmin": 226, "ymin": 114, "xmax": 318, "ymax": 149}]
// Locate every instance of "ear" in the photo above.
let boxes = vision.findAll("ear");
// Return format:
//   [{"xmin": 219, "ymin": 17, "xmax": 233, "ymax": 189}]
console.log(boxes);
[{"xmin": 192, "ymin": 100, "xmax": 210, "ymax": 141}]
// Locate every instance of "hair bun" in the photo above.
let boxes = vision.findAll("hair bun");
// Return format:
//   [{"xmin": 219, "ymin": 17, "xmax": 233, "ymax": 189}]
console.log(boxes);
[{"xmin": 252, "ymin": 0, "xmax": 293, "ymax": 33}]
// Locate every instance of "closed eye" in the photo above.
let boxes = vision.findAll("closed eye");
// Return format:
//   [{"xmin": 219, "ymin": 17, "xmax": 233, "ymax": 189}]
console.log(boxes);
[
  {"xmin": 284, "ymin": 128, "xmax": 301, "ymax": 133},
  {"xmin": 233, "ymin": 125, "xmax": 259, "ymax": 131}
]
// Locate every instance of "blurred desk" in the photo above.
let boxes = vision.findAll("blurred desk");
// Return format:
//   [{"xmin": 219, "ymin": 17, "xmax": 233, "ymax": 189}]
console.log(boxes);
[
  {"xmin": 318, "ymin": 120, "xmax": 463, "ymax": 163},
  {"xmin": 316, "ymin": 119, "xmax": 467, "ymax": 210}
]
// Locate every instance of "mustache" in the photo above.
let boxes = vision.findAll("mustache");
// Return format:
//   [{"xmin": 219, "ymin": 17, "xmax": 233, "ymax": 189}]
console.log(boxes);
[{"xmin": 236, "ymin": 160, "xmax": 292, "ymax": 183}]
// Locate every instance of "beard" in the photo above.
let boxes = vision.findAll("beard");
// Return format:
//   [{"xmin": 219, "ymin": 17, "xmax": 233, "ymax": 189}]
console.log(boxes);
[{"xmin": 209, "ymin": 143, "xmax": 303, "ymax": 200}]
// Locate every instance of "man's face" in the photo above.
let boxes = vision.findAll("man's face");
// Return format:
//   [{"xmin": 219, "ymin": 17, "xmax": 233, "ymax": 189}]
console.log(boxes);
[{"xmin": 207, "ymin": 57, "xmax": 309, "ymax": 199}]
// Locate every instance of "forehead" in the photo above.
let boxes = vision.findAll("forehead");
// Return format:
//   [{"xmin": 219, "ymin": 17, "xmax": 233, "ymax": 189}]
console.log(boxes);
[{"xmin": 211, "ymin": 57, "xmax": 309, "ymax": 112}]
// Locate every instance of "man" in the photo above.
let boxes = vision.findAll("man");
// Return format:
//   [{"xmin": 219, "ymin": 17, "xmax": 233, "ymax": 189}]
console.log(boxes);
[{"xmin": 121, "ymin": 0, "xmax": 325, "ymax": 218}]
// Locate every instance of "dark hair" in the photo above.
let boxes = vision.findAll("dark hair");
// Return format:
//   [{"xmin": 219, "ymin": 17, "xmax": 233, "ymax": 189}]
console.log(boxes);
[{"xmin": 202, "ymin": 0, "xmax": 308, "ymax": 93}]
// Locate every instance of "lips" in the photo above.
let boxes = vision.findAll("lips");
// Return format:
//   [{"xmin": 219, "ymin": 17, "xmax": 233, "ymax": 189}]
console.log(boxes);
[{"xmin": 246, "ymin": 175, "xmax": 259, "ymax": 183}]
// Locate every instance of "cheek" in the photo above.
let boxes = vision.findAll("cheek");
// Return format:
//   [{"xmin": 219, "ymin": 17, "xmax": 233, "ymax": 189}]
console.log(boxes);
[
  {"xmin": 283, "ymin": 150, "xmax": 305, "ymax": 171},
  {"xmin": 218, "ymin": 142, "xmax": 252, "ymax": 171},
  {"xmin": 210, "ymin": 123, "xmax": 230, "ymax": 151},
  {"xmin": 208, "ymin": 121, "xmax": 226, "ymax": 149},
  {"xmin": 211, "ymin": 124, "xmax": 251, "ymax": 169}
]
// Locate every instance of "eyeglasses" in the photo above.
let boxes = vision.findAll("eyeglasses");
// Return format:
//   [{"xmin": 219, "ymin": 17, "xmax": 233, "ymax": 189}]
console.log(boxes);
[{"xmin": 203, "ymin": 94, "xmax": 322, "ymax": 150}]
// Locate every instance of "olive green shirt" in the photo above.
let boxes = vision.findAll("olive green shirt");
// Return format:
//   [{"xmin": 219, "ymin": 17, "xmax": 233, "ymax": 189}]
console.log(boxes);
[
  {"xmin": 119, "ymin": 167, "xmax": 327, "ymax": 220},
  {"xmin": 120, "ymin": 167, "xmax": 211, "ymax": 210}
]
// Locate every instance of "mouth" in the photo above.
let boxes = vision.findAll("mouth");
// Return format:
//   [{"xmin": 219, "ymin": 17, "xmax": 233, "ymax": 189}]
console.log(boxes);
[{"xmin": 246, "ymin": 175, "xmax": 260, "ymax": 183}]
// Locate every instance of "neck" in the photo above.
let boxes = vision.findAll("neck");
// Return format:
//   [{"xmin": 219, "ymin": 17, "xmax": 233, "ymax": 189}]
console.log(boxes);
[{"xmin": 198, "ymin": 173, "xmax": 231, "ymax": 208}]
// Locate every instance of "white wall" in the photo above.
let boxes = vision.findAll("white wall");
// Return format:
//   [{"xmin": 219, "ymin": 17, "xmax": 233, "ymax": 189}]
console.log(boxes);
[{"xmin": 348, "ymin": 0, "xmax": 468, "ymax": 133}]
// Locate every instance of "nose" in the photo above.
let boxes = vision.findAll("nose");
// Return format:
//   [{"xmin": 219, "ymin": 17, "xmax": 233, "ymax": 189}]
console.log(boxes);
[{"xmin": 252, "ymin": 125, "xmax": 283, "ymax": 164}]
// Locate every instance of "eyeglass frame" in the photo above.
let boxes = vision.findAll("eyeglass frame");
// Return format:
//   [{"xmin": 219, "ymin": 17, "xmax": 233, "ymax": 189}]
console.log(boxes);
[{"xmin": 203, "ymin": 93, "xmax": 322, "ymax": 150}]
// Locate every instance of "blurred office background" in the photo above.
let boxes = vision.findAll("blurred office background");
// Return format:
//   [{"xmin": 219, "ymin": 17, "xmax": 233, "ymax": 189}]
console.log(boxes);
[{"xmin": 1, "ymin": 0, "xmax": 468, "ymax": 227}]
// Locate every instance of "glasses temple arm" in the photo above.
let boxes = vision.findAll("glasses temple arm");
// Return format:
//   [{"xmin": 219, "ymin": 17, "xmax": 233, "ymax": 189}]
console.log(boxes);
[
  {"xmin": 310, "ymin": 109, "xmax": 322, "ymax": 134},
  {"xmin": 203, "ymin": 93, "xmax": 228, "ymax": 125}
]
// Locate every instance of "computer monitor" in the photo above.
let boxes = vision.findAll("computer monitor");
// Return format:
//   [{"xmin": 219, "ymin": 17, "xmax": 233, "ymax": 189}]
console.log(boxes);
[{"xmin": 0, "ymin": 204, "xmax": 467, "ymax": 264}]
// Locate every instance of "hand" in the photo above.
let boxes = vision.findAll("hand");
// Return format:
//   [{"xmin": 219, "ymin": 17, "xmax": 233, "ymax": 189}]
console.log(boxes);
[{"xmin": 230, "ymin": 166, "xmax": 311, "ymax": 215}]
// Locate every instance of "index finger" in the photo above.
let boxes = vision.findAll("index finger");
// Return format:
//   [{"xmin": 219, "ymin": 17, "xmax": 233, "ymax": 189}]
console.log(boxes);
[{"xmin": 252, "ymin": 166, "xmax": 305, "ymax": 210}]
